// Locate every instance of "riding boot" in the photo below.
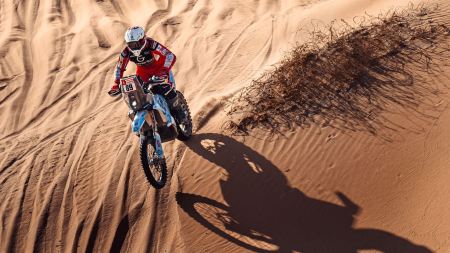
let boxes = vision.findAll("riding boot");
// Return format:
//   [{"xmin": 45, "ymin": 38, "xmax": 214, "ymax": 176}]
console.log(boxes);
[{"xmin": 167, "ymin": 93, "xmax": 185, "ymax": 123}]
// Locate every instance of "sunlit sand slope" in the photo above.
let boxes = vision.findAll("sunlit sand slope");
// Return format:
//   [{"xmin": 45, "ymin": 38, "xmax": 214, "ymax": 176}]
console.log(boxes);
[{"xmin": 0, "ymin": 0, "xmax": 449, "ymax": 252}]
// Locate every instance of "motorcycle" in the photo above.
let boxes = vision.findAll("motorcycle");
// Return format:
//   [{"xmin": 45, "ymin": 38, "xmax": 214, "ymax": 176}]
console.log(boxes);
[{"xmin": 119, "ymin": 75, "xmax": 193, "ymax": 189}]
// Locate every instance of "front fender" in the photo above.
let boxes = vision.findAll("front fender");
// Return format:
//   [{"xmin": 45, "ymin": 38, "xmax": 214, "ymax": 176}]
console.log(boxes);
[{"xmin": 132, "ymin": 110, "xmax": 148, "ymax": 133}]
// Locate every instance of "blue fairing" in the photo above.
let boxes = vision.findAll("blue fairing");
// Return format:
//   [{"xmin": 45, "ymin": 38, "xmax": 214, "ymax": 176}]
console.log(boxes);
[
  {"xmin": 153, "ymin": 94, "xmax": 175, "ymax": 127},
  {"xmin": 132, "ymin": 110, "xmax": 148, "ymax": 133}
]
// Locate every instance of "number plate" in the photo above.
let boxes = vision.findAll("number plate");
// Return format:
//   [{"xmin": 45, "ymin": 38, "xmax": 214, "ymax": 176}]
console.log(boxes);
[{"xmin": 121, "ymin": 77, "xmax": 137, "ymax": 93}]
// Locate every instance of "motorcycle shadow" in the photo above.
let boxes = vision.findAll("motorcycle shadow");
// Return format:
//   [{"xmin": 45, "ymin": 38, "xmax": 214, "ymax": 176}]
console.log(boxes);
[{"xmin": 176, "ymin": 133, "xmax": 432, "ymax": 253}]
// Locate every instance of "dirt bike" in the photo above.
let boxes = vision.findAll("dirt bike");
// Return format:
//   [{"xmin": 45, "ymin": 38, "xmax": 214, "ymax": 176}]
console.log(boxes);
[{"xmin": 119, "ymin": 75, "xmax": 193, "ymax": 189}]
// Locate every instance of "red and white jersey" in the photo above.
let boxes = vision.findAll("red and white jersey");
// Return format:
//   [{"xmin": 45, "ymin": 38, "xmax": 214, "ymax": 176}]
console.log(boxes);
[{"xmin": 114, "ymin": 37, "xmax": 176, "ymax": 83}]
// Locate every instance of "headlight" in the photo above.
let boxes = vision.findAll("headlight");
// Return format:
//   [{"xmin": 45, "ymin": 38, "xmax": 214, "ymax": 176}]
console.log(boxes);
[{"xmin": 131, "ymin": 101, "xmax": 137, "ymax": 107}]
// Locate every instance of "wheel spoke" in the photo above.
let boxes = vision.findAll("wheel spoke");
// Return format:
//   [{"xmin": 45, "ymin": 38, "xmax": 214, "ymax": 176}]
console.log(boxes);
[
  {"xmin": 147, "ymin": 143, "xmax": 163, "ymax": 182},
  {"xmin": 140, "ymin": 135, "xmax": 167, "ymax": 189}
]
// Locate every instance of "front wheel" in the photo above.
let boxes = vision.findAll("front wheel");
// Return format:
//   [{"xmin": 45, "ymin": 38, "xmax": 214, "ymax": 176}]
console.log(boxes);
[
  {"xmin": 175, "ymin": 91, "xmax": 193, "ymax": 141},
  {"xmin": 140, "ymin": 135, "xmax": 167, "ymax": 189}
]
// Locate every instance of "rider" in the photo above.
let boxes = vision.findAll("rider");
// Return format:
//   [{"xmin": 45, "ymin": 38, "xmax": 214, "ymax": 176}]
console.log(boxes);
[{"xmin": 108, "ymin": 26, "xmax": 182, "ymax": 120}]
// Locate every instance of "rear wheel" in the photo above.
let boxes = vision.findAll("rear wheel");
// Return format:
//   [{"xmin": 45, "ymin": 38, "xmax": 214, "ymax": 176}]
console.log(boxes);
[
  {"xmin": 140, "ymin": 135, "xmax": 167, "ymax": 189},
  {"xmin": 175, "ymin": 91, "xmax": 193, "ymax": 141}
]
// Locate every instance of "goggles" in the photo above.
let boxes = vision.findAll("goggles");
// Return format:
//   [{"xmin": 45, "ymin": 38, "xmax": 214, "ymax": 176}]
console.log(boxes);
[{"xmin": 127, "ymin": 38, "xmax": 145, "ymax": 50}]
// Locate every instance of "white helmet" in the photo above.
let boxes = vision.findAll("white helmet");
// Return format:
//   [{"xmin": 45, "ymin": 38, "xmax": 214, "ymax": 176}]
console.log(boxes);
[{"xmin": 124, "ymin": 26, "xmax": 147, "ymax": 56}]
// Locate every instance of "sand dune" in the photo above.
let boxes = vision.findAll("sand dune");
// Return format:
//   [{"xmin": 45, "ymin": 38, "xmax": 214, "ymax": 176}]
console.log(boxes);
[{"xmin": 0, "ymin": 0, "xmax": 449, "ymax": 252}]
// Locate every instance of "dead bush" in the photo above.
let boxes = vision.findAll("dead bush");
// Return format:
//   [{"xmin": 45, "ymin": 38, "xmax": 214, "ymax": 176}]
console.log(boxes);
[{"xmin": 227, "ymin": 4, "xmax": 450, "ymax": 136}]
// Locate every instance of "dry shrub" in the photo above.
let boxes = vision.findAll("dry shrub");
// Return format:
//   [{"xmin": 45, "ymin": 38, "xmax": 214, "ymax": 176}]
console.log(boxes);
[{"xmin": 227, "ymin": 4, "xmax": 450, "ymax": 136}]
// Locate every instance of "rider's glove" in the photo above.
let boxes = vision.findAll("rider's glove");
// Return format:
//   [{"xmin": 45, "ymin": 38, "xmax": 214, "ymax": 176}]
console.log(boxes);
[{"xmin": 108, "ymin": 82, "xmax": 121, "ymax": 97}]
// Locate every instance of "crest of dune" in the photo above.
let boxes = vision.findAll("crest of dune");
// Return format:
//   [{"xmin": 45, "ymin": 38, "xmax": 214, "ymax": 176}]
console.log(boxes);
[{"xmin": 0, "ymin": 0, "xmax": 449, "ymax": 252}]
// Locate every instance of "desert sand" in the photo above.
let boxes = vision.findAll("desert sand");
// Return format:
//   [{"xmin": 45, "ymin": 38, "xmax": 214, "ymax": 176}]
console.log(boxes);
[{"xmin": 0, "ymin": 0, "xmax": 449, "ymax": 252}]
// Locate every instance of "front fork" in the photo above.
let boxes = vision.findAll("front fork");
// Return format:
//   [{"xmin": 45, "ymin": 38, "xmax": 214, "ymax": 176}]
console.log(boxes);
[
  {"xmin": 132, "ymin": 109, "xmax": 165, "ymax": 160},
  {"xmin": 152, "ymin": 129, "xmax": 164, "ymax": 159},
  {"xmin": 143, "ymin": 111, "xmax": 164, "ymax": 159}
]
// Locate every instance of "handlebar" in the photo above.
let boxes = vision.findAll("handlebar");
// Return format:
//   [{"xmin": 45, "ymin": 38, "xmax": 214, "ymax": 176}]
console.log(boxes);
[
  {"xmin": 149, "ymin": 75, "xmax": 167, "ymax": 84},
  {"xmin": 144, "ymin": 75, "xmax": 169, "ymax": 87},
  {"xmin": 143, "ymin": 75, "xmax": 171, "ymax": 93}
]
